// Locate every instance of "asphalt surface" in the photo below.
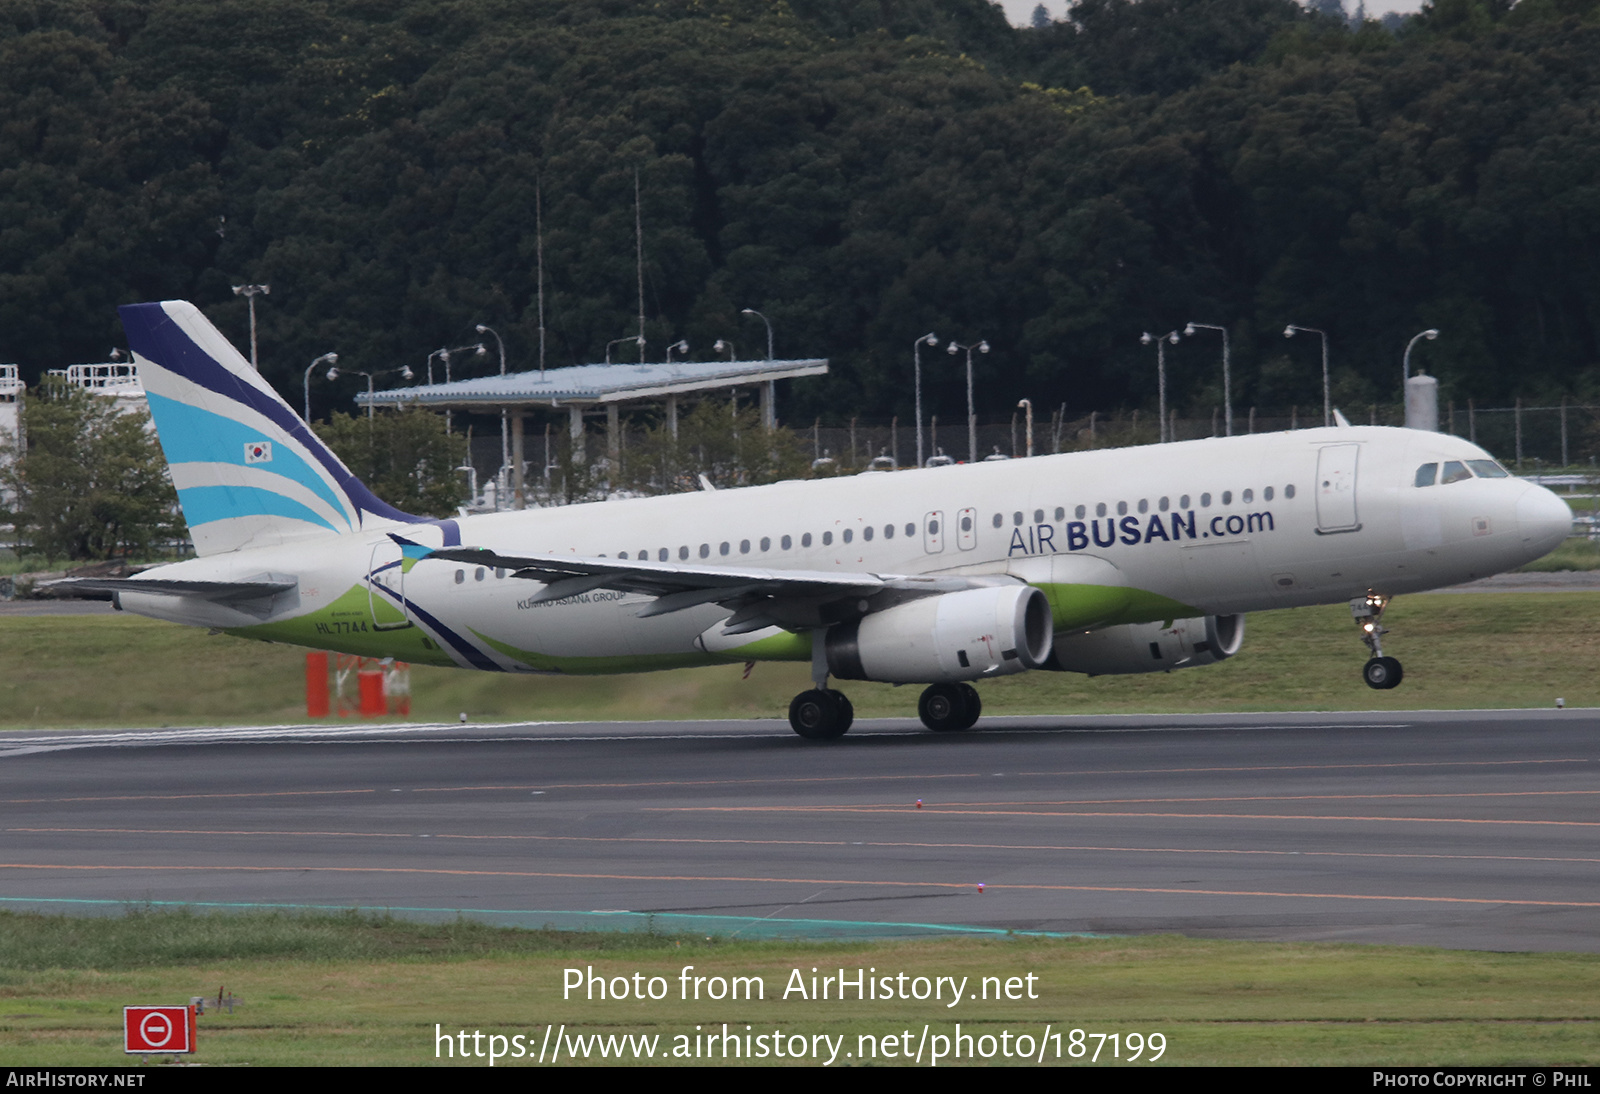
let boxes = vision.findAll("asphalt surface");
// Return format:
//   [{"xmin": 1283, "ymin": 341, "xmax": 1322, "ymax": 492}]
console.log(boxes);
[{"xmin": 2, "ymin": 709, "xmax": 1596, "ymax": 951}]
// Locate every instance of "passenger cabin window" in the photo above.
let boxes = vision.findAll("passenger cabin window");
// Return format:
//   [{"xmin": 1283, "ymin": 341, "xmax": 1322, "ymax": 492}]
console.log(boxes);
[
  {"xmin": 1014, "ymin": 512, "xmax": 1024, "ymax": 526},
  {"xmin": 740, "ymin": 539, "xmax": 751, "ymax": 554},
  {"xmin": 1468, "ymin": 460, "xmax": 1510, "ymax": 478},
  {"xmin": 1055, "ymin": 507, "xmax": 1065, "ymax": 521},
  {"xmin": 1200, "ymin": 493, "xmax": 1211, "ymax": 507},
  {"xmin": 1264, "ymin": 487, "xmax": 1274, "ymax": 501},
  {"xmin": 862, "ymin": 526, "xmax": 873, "ymax": 541},
  {"xmin": 1222, "ymin": 491, "xmax": 1233, "ymax": 505},
  {"xmin": 1096, "ymin": 503, "xmax": 1108, "ymax": 517},
  {"xmin": 992, "ymin": 513, "xmax": 1003, "ymax": 529},
  {"xmin": 904, "ymin": 523, "xmax": 915, "ymax": 537},
  {"xmin": 760, "ymin": 537, "xmax": 770, "ymax": 551},
  {"xmin": 780, "ymin": 535, "xmax": 791, "ymax": 550},
  {"xmin": 1137, "ymin": 499, "xmax": 1148, "ymax": 514},
  {"xmin": 1179, "ymin": 495, "xmax": 1190, "ymax": 508},
  {"xmin": 1158, "ymin": 497, "xmax": 1169, "ymax": 511},
  {"xmin": 1440, "ymin": 460, "xmax": 1473, "ymax": 485},
  {"xmin": 802, "ymin": 533, "xmax": 813, "ymax": 547},
  {"xmin": 1034, "ymin": 509, "xmax": 1044, "ymax": 523},
  {"xmin": 1075, "ymin": 505, "xmax": 1086, "ymax": 519},
  {"xmin": 699, "ymin": 544, "xmax": 710, "ymax": 559},
  {"xmin": 822, "ymin": 531, "xmax": 833, "ymax": 545},
  {"xmin": 1415, "ymin": 463, "xmax": 1438, "ymax": 487},
  {"xmin": 1242, "ymin": 489, "xmax": 1253, "ymax": 503},
  {"xmin": 1285, "ymin": 484, "xmax": 1296, "ymax": 499},
  {"xmin": 1116, "ymin": 501, "xmax": 1128, "ymax": 516},
  {"xmin": 843, "ymin": 529, "xmax": 853, "ymax": 543}
]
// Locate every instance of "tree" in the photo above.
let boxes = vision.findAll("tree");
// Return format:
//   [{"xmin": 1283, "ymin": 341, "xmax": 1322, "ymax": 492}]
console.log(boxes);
[
  {"xmin": 1032, "ymin": 4, "xmax": 1052, "ymax": 29},
  {"xmin": 623, "ymin": 398, "xmax": 811, "ymax": 495},
  {"xmin": 0, "ymin": 379, "xmax": 180, "ymax": 560},
  {"xmin": 313, "ymin": 407, "xmax": 468, "ymax": 518}
]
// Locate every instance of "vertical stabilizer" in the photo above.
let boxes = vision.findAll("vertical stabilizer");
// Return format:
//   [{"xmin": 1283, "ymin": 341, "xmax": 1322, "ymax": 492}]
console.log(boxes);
[{"xmin": 119, "ymin": 300, "xmax": 417, "ymax": 556}]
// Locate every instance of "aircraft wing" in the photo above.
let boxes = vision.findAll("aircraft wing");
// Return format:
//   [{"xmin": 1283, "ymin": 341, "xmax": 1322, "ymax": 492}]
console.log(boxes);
[{"xmin": 420, "ymin": 541, "xmax": 1010, "ymax": 634}]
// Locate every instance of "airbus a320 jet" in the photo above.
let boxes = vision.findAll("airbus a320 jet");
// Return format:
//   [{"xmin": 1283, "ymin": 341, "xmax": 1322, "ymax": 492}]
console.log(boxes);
[{"xmin": 53, "ymin": 301, "xmax": 1574, "ymax": 739}]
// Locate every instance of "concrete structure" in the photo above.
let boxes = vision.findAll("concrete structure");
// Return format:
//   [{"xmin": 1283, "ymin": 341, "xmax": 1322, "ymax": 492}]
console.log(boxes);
[{"xmin": 358, "ymin": 356, "xmax": 828, "ymax": 507}]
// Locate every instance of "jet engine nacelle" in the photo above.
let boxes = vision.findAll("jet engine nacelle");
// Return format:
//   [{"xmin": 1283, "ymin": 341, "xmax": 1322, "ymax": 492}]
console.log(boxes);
[
  {"xmin": 1047, "ymin": 614, "xmax": 1245, "ymax": 675},
  {"xmin": 826, "ymin": 585, "xmax": 1054, "ymax": 684}
]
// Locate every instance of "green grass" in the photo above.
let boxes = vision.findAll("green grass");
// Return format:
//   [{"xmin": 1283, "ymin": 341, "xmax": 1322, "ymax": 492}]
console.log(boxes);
[
  {"xmin": 1520, "ymin": 536, "xmax": 1600, "ymax": 570},
  {"xmin": 4, "ymin": 591, "xmax": 1600, "ymax": 729},
  {"xmin": 0, "ymin": 910, "xmax": 1595, "ymax": 1066}
]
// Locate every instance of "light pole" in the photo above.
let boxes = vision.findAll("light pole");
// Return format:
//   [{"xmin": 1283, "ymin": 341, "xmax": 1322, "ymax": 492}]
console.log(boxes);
[
  {"xmin": 606, "ymin": 336, "xmax": 645, "ymax": 365},
  {"xmin": 946, "ymin": 339, "xmax": 990, "ymax": 463},
  {"xmin": 912, "ymin": 332, "xmax": 938, "ymax": 468},
  {"xmin": 302, "ymin": 352, "xmax": 338, "ymax": 424},
  {"xmin": 1017, "ymin": 398, "xmax": 1034, "ymax": 457},
  {"xmin": 232, "ymin": 284, "xmax": 270, "ymax": 370},
  {"xmin": 740, "ymin": 308, "xmax": 773, "ymax": 359},
  {"xmin": 1183, "ymin": 322, "xmax": 1231, "ymax": 437},
  {"xmin": 476, "ymin": 324, "xmax": 509, "ymax": 495},
  {"xmin": 742, "ymin": 308, "xmax": 776, "ymax": 435},
  {"xmin": 1403, "ymin": 328, "xmax": 1440, "ymax": 387},
  {"xmin": 1285, "ymin": 325, "xmax": 1330, "ymax": 427},
  {"xmin": 341, "ymin": 364, "xmax": 414, "ymax": 422},
  {"xmin": 1142, "ymin": 331, "xmax": 1180, "ymax": 442},
  {"xmin": 713, "ymin": 339, "xmax": 735, "ymax": 360},
  {"xmin": 666, "ymin": 339, "xmax": 689, "ymax": 363}
]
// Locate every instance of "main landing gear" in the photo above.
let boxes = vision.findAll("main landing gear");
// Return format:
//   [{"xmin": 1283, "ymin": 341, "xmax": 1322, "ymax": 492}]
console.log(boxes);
[
  {"xmin": 788, "ymin": 688, "xmax": 854, "ymax": 740},
  {"xmin": 1352, "ymin": 592, "xmax": 1403, "ymax": 690},
  {"xmin": 918, "ymin": 682, "xmax": 982, "ymax": 732}
]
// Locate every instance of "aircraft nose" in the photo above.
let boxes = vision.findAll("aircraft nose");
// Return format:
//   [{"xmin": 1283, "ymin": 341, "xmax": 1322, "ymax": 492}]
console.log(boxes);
[{"xmin": 1517, "ymin": 484, "xmax": 1573, "ymax": 556}]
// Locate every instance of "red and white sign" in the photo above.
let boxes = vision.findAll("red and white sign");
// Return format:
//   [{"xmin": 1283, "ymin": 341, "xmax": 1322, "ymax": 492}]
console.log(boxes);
[{"xmin": 124, "ymin": 1005, "xmax": 196, "ymax": 1054}]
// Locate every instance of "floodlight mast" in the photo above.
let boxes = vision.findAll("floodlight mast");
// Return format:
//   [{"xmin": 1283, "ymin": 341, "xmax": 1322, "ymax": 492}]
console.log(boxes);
[
  {"xmin": 1285, "ymin": 324, "xmax": 1330, "ymax": 427},
  {"xmin": 912, "ymin": 332, "xmax": 938, "ymax": 468},
  {"xmin": 1142, "ymin": 330, "xmax": 1180, "ymax": 442},
  {"xmin": 1183, "ymin": 322, "xmax": 1231, "ymax": 437}
]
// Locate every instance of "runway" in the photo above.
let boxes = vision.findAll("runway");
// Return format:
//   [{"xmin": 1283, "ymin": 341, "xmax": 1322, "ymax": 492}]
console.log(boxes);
[{"xmin": 2, "ymin": 709, "xmax": 1597, "ymax": 951}]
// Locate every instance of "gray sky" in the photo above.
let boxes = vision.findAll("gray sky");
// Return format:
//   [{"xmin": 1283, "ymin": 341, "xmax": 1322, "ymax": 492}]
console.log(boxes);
[{"xmin": 998, "ymin": 0, "xmax": 1426, "ymax": 25}]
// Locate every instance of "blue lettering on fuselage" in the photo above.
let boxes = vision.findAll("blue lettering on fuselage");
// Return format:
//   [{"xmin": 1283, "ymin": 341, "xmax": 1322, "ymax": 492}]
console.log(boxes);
[{"xmin": 1007, "ymin": 510, "xmax": 1273, "ymax": 556}]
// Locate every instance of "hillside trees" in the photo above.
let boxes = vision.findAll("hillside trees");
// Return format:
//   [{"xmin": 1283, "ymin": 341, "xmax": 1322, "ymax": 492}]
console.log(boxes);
[{"xmin": 0, "ymin": 0, "xmax": 1597, "ymax": 438}]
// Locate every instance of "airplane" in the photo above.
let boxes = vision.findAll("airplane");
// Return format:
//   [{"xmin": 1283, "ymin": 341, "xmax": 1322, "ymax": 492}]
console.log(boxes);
[{"xmin": 51, "ymin": 300, "xmax": 1574, "ymax": 740}]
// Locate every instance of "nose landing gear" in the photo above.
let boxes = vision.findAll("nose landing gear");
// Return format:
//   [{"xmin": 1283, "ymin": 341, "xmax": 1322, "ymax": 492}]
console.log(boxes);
[{"xmin": 1352, "ymin": 592, "xmax": 1403, "ymax": 689}]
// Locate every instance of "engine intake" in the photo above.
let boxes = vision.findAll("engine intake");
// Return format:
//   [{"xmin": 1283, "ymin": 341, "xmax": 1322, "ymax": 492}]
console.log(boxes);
[{"xmin": 827, "ymin": 585, "xmax": 1054, "ymax": 684}]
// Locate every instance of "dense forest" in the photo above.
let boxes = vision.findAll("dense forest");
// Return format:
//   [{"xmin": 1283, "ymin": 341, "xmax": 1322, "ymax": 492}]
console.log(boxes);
[{"xmin": 2, "ymin": 0, "xmax": 1599, "ymax": 427}]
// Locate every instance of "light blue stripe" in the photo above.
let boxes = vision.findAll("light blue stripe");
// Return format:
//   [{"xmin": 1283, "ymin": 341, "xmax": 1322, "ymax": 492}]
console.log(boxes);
[
  {"xmin": 177, "ymin": 485, "xmax": 342, "ymax": 533},
  {"xmin": 0, "ymin": 897, "xmax": 1092, "ymax": 939},
  {"xmin": 146, "ymin": 391, "xmax": 350, "ymax": 520}
]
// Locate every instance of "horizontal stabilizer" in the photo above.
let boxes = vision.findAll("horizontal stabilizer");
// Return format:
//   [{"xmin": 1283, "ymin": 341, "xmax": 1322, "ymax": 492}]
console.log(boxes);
[{"xmin": 43, "ymin": 576, "xmax": 297, "ymax": 603}]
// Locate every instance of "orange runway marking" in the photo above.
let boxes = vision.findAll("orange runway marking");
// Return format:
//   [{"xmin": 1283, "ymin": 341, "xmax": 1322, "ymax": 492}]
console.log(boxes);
[
  {"xmin": 657, "ymin": 806, "xmax": 1600, "ymax": 826},
  {"xmin": 11, "ymin": 827, "xmax": 1600, "ymax": 865},
  {"xmin": 2, "ymin": 862, "xmax": 1597, "ymax": 908},
  {"xmin": 0, "ymin": 789, "xmax": 377, "ymax": 805},
  {"xmin": 8, "ymin": 758, "xmax": 1594, "ymax": 806}
]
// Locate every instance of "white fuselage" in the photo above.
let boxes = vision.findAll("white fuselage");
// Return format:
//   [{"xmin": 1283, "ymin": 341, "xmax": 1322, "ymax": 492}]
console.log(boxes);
[{"xmin": 116, "ymin": 426, "xmax": 1573, "ymax": 674}]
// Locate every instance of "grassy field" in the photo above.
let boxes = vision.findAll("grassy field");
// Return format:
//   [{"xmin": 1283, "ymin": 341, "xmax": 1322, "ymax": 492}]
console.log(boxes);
[
  {"xmin": 4, "ymin": 590, "xmax": 1600, "ymax": 729},
  {"xmin": 1, "ymin": 910, "xmax": 1596, "ymax": 1067}
]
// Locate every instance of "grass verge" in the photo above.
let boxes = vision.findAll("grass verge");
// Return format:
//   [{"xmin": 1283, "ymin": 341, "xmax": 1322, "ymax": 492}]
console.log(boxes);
[
  {"xmin": 0, "ymin": 910, "xmax": 1596, "ymax": 1066},
  {"xmin": 4, "ymin": 591, "xmax": 1600, "ymax": 729}
]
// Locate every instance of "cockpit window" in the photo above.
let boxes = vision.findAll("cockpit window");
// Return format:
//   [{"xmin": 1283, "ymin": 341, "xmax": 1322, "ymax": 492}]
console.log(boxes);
[
  {"xmin": 1440, "ymin": 460, "xmax": 1472, "ymax": 485},
  {"xmin": 1468, "ymin": 459, "xmax": 1510, "ymax": 478},
  {"xmin": 1415, "ymin": 463, "xmax": 1437, "ymax": 487}
]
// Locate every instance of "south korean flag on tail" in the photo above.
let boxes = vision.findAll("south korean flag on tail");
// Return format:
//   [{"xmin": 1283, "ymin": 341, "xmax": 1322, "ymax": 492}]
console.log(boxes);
[{"xmin": 244, "ymin": 440, "xmax": 273, "ymax": 464}]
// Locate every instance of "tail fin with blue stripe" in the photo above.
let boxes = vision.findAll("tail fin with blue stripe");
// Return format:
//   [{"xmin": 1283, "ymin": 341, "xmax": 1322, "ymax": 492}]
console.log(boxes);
[{"xmin": 120, "ymin": 300, "xmax": 418, "ymax": 556}]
